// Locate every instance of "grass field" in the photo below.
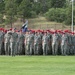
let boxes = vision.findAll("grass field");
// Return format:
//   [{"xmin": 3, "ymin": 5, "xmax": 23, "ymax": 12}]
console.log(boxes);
[{"xmin": 0, "ymin": 56, "xmax": 75, "ymax": 75}]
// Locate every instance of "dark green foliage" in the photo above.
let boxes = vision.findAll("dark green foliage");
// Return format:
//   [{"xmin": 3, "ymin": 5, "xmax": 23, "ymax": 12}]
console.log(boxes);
[
  {"xmin": 0, "ymin": 0, "xmax": 75, "ymax": 25},
  {"xmin": 49, "ymin": 0, "xmax": 66, "ymax": 8},
  {"xmin": 45, "ymin": 6, "xmax": 75, "ymax": 25},
  {"xmin": 45, "ymin": 8, "xmax": 66, "ymax": 23},
  {"xmin": 0, "ymin": 0, "xmax": 5, "ymax": 13},
  {"xmin": 5, "ymin": 0, "xmax": 17, "ymax": 27}
]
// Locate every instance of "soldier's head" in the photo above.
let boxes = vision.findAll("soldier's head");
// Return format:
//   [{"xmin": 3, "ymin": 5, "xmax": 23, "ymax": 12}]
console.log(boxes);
[
  {"xmin": 62, "ymin": 31, "xmax": 66, "ymax": 35},
  {"xmin": 71, "ymin": 32, "xmax": 75, "ymax": 35},
  {"xmin": 54, "ymin": 30, "xmax": 57, "ymax": 34},
  {"xmin": 44, "ymin": 31, "xmax": 47, "ymax": 35}
]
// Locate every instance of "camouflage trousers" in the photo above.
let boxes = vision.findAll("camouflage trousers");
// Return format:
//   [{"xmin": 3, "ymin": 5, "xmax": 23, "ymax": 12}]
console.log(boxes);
[
  {"xmin": 34, "ymin": 43, "xmax": 42, "ymax": 55},
  {"xmin": 10, "ymin": 42, "xmax": 16, "ymax": 56},
  {"xmin": 61, "ymin": 44, "xmax": 68, "ymax": 55},
  {"xmin": 25, "ymin": 43, "xmax": 33, "ymax": 55},
  {"xmin": 0, "ymin": 42, "xmax": 2, "ymax": 55},
  {"xmin": 4, "ymin": 42, "xmax": 10, "ymax": 55},
  {"xmin": 52, "ymin": 42, "xmax": 58, "ymax": 55},
  {"xmin": 18, "ymin": 43, "xmax": 24, "ymax": 55},
  {"xmin": 42, "ymin": 43, "xmax": 49, "ymax": 55}
]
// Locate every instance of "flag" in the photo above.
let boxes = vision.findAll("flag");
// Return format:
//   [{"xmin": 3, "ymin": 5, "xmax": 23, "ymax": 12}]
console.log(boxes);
[{"xmin": 22, "ymin": 20, "xmax": 28, "ymax": 32}]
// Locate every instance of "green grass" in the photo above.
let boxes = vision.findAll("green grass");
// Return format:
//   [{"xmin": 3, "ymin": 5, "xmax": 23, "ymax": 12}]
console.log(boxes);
[{"xmin": 0, "ymin": 56, "xmax": 75, "ymax": 75}]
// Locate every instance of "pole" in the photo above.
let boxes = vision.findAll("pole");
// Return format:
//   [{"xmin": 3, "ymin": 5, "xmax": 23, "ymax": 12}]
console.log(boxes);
[{"xmin": 71, "ymin": 0, "xmax": 74, "ymax": 32}]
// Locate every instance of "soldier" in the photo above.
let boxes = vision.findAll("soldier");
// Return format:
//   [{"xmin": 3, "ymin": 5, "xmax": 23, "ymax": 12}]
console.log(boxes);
[
  {"xmin": 57, "ymin": 30, "xmax": 62, "ymax": 55},
  {"xmin": 0, "ymin": 28, "xmax": 4, "ymax": 55},
  {"xmin": 61, "ymin": 32, "xmax": 68, "ymax": 55},
  {"xmin": 25, "ymin": 31, "xmax": 34, "ymax": 55},
  {"xmin": 42, "ymin": 31, "xmax": 50, "ymax": 55},
  {"xmin": 68, "ymin": 32, "xmax": 73, "ymax": 55},
  {"xmin": 52, "ymin": 30, "xmax": 59, "ymax": 55},
  {"xmin": 10, "ymin": 28, "xmax": 18, "ymax": 56},
  {"xmin": 34, "ymin": 31, "xmax": 42, "ymax": 55},
  {"xmin": 4, "ymin": 31, "xmax": 11, "ymax": 55},
  {"xmin": 46, "ymin": 30, "xmax": 52, "ymax": 55},
  {"xmin": 17, "ymin": 30, "xmax": 25, "ymax": 55},
  {"xmin": 71, "ymin": 32, "xmax": 75, "ymax": 55}
]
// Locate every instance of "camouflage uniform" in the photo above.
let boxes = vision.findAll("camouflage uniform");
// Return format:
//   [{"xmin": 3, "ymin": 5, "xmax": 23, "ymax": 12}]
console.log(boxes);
[
  {"xmin": 17, "ymin": 32, "xmax": 25, "ymax": 55},
  {"xmin": 72, "ymin": 35, "xmax": 75, "ymax": 55},
  {"xmin": 0, "ymin": 31, "xmax": 4, "ymax": 55},
  {"xmin": 68, "ymin": 34, "xmax": 73, "ymax": 55},
  {"xmin": 10, "ymin": 32, "xmax": 18, "ymax": 56},
  {"xmin": 57, "ymin": 33, "xmax": 62, "ymax": 55},
  {"xmin": 61, "ymin": 34, "xmax": 68, "ymax": 55},
  {"xmin": 42, "ymin": 33, "xmax": 50, "ymax": 55},
  {"xmin": 52, "ymin": 33, "xmax": 59, "ymax": 55},
  {"xmin": 34, "ymin": 33, "xmax": 42, "ymax": 55},
  {"xmin": 25, "ymin": 32, "xmax": 34, "ymax": 55},
  {"xmin": 4, "ymin": 32, "xmax": 11, "ymax": 55}
]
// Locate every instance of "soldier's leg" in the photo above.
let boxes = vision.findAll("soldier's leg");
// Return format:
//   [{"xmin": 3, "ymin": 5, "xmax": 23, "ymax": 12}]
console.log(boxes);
[
  {"xmin": 46, "ymin": 44, "xmax": 48, "ymax": 55},
  {"xmin": 52, "ymin": 44, "xmax": 55, "ymax": 55},
  {"xmin": 5, "ymin": 43, "xmax": 9, "ymax": 55},
  {"xmin": 0, "ymin": 43, "xmax": 2, "ymax": 55},
  {"xmin": 64, "ymin": 45, "xmax": 67, "ymax": 56},
  {"xmin": 30, "ymin": 44, "xmax": 33, "ymax": 55},
  {"xmin": 8, "ymin": 43, "xmax": 10, "ymax": 55},
  {"xmin": 15, "ymin": 42, "xmax": 18, "ymax": 55},
  {"xmin": 34, "ymin": 44, "xmax": 36, "ymax": 55},
  {"xmin": 10, "ymin": 43, "xmax": 13, "ymax": 56},
  {"xmin": 25, "ymin": 44, "xmax": 27, "ymax": 55},
  {"xmin": 10, "ymin": 42, "xmax": 15, "ymax": 56},
  {"xmin": 26, "ymin": 44, "xmax": 30, "ymax": 55},
  {"xmin": 73, "ymin": 45, "xmax": 75, "ymax": 55},
  {"xmin": 61, "ymin": 45, "xmax": 64, "ymax": 55},
  {"xmin": 37, "ymin": 44, "xmax": 40, "ymax": 55},
  {"xmin": 55, "ymin": 43, "xmax": 58, "ymax": 55},
  {"xmin": 43, "ymin": 43, "xmax": 46, "ymax": 55}
]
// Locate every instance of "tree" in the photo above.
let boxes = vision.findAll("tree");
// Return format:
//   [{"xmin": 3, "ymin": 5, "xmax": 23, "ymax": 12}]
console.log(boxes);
[
  {"xmin": 50, "ymin": 0, "xmax": 66, "ymax": 8},
  {"xmin": 17, "ymin": 0, "xmax": 32, "ymax": 22},
  {"xmin": 5, "ymin": 0, "xmax": 17, "ymax": 28},
  {"xmin": 0, "ymin": 0, "xmax": 5, "ymax": 23}
]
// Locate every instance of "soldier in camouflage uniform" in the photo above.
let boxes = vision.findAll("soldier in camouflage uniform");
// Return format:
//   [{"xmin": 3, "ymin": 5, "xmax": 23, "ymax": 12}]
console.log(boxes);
[
  {"xmin": 61, "ymin": 32, "xmax": 68, "ymax": 55},
  {"xmin": 71, "ymin": 32, "xmax": 75, "ymax": 55},
  {"xmin": 46, "ymin": 30, "xmax": 52, "ymax": 55},
  {"xmin": 25, "ymin": 31, "xmax": 34, "ymax": 55},
  {"xmin": 42, "ymin": 32, "xmax": 50, "ymax": 55},
  {"xmin": 52, "ymin": 31, "xmax": 59, "ymax": 55},
  {"xmin": 34, "ymin": 31, "xmax": 42, "ymax": 55},
  {"xmin": 17, "ymin": 30, "xmax": 25, "ymax": 55},
  {"xmin": 4, "ymin": 31, "xmax": 11, "ymax": 55},
  {"xmin": 10, "ymin": 28, "xmax": 18, "ymax": 56},
  {"xmin": 0, "ymin": 30, "xmax": 4, "ymax": 55}
]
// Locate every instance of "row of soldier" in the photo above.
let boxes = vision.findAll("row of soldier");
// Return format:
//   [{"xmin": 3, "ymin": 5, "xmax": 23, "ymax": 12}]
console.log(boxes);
[{"xmin": 0, "ymin": 28, "xmax": 75, "ymax": 56}]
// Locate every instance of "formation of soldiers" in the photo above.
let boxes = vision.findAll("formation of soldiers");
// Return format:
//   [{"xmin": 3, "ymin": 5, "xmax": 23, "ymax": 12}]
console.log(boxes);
[{"xmin": 0, "ymin": 27, "xmax": 75, "ymax": 56}]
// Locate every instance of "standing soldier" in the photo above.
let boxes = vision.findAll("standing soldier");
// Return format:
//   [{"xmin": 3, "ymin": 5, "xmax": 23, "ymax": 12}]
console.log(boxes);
[
  {"xmin": 34, "ymin": 31, "xmax": 42, "ymax": 55},
  {"xmin": 52, "ymin": 30, "xmax": 59, "ymax": 55},
  {"xmin": 46, "ymin": 30, "xmax": 52, "ymax": 55},
  {"xmin": 10, "ymin": 28, "xmax": 18, "ymax": 56},
  {"xmin": 25, "ymin": 31, "xmax": 34, "ymax": 55},
  {"xmin": 4, "ymin": 31, "xmax": 11, "ymax": 55},
  {"xmin": 57, "ymin": 30, "xmax": 62, "ymax": 55},
  {"xmin": 71, "ymin": 32, "xmax": 75, "ymax": 55},
  {"xmin": 0, "ymin": 28, "xmax": 4, "ymax": 55},
  {"xmin": 61, "ymin": 32, "xmax": 68, "ymax": 55},
  {"xmin": 42, "ymin": 31, "xmax": 50, "ymax": 55},
  {"xmin": 17, "ymin": 30, "xmax": 25, "ymax": 55}
]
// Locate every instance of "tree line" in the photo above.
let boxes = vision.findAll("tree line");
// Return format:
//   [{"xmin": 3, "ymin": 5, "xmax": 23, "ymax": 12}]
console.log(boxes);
[{"xmin": 0, "ymin": 0, "xmax": 75, "ymax": 27}]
